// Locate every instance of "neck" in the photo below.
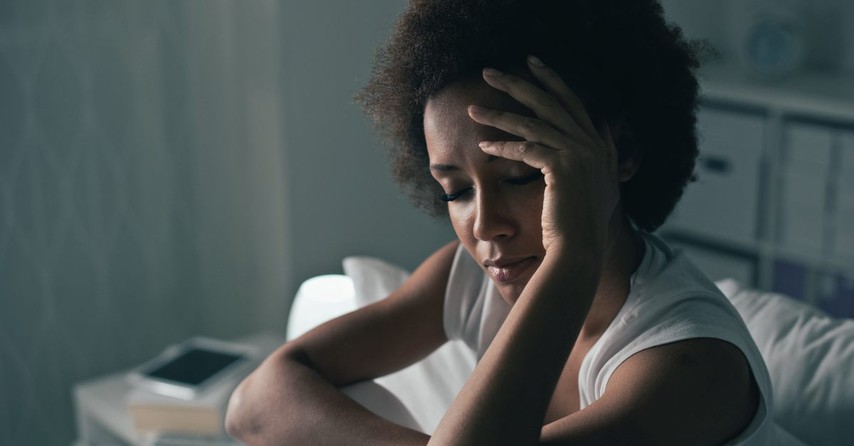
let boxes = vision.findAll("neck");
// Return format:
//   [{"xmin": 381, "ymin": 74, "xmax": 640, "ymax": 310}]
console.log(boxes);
[{"xmin": 579, "ymin": 212, "xmax": 645, "ymax": 340}]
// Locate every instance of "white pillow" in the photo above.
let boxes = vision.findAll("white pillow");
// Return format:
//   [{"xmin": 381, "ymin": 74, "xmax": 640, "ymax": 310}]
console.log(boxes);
[
  {"xmin": 342, "ymin": 256, "xmax": 410, "ymax": 307},
  {"xmin": 717, "ymin": 279, "xmax": 854, "ymax": 446},
  {"xmin": 342, "ymin": 256, "xmax": 476, "ymax": 434}
]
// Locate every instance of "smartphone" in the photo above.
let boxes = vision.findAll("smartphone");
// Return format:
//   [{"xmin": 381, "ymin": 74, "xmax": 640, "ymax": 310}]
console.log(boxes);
[{"xmin": 127, "ymin": 337, "xmax": 258, "ymax": 400}]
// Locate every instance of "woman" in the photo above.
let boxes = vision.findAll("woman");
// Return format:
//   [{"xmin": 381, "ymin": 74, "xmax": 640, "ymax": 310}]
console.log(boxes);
[{"xmin": 226, "ymin": 1, "xmax": 775, "ymax": 444}]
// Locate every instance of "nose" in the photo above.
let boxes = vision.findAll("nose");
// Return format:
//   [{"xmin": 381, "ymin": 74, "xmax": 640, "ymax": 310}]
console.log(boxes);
[{"xmin": 472, "ymin": 191, "xmax": 515, "ymax": 241}]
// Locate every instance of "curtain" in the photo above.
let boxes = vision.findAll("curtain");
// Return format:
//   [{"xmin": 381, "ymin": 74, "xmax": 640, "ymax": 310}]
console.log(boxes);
[{"xmin": 0, "ymin": 1, "xmax": 290, "ymax": 444}]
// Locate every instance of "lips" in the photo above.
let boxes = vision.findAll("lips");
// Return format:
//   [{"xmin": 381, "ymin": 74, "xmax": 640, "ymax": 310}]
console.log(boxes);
[{"xmin": 484, "ymin": 257, "xmax": 537, "ymax": 283}]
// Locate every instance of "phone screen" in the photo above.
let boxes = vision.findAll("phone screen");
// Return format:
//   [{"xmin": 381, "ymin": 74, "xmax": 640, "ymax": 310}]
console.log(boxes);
[{"xmin": 145, "ymin": 348, "xmax": 245, "ymax": 386}]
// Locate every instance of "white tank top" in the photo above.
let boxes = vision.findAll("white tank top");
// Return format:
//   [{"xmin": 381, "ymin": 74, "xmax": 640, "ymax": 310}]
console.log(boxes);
[{"xmin": 443, "ymin": 233, "xmax": 779, "ymax": 445}]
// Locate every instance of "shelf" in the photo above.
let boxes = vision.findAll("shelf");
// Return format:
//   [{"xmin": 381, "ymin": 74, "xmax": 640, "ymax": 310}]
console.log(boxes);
[
  {"xmin": 663, "ymin": 62, "xmax": 854, "ymax": 308},
  {"xmin": 769, "ymin": 245, "xmax": 854, "ymax": 280},
  {"xmin": 660, "ymin": 226, "xmax": 854, "ymax": 281},
  {"xmin": 659, "ymin": 225, "xmax": 760, "ymax": 258},
  {"xmin": 699, "ymin": 64, "xmax": 854, "ymax": 124}
]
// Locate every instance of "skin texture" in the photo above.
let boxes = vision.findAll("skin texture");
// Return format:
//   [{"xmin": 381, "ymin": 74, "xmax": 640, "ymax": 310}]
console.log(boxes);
[{"xmin": 225, "ymin": 59, "xmax": 758, "ymax": 445}]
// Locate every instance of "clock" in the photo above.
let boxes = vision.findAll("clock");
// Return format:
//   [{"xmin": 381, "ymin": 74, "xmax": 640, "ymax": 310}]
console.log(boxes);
[{"xmin": 740, "ymin": 14, "xmax": 804, "ymax": 78}]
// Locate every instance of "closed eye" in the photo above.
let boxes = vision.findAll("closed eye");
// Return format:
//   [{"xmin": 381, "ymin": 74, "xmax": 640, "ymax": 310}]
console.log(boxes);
[
  {"xmin": 441, "ymin": 172, "xmax": 541, "ymax": 202},
  {"xmin": 440, "ymin": 187, "xmax": 473, "ymax": 202}
]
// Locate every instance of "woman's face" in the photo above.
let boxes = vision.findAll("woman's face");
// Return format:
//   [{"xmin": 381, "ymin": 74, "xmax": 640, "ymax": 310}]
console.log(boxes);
[{"xmin": 425, "ymin": 78, "xmax": 546, "ymax": 304}]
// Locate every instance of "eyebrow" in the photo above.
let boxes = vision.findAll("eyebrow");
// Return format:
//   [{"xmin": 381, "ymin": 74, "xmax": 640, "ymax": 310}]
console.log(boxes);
[{"xmin": 429, "ymin": 155, "xmax": 499, "ymax": 172}]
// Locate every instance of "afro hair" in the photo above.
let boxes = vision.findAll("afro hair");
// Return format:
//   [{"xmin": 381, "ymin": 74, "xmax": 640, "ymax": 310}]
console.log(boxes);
[{"xmin": 357, "ymin": 0, "xmax": 703, "ymax": 232}]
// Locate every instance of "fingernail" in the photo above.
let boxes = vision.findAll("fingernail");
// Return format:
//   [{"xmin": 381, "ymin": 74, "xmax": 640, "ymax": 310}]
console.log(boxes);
[
  {"xmin": 468, "ymin": 105, "xmax": 484, "ymax": 115},
  {"xmin": 479, "ymin": 141, "xmax": 492, "ymax": 149},
  {"xmin": 527, "ymin": 55, "xmax": 545, "ymax": 67},
  {"xmin": 483, "ymin": 67, "xmax": 503, "ymax": 77}
]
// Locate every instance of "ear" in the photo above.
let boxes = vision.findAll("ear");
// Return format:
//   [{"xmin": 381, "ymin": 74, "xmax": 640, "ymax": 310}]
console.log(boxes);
[
  {"xmin": 604, "ymin": 119, "xmax": 640, "ymax": 183},
  {"xmin": 617, "ymin": 155, "xmax": 641, "ymax": 182}
]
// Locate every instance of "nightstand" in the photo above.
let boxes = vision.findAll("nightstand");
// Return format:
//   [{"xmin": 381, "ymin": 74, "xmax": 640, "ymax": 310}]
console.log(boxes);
[{"xmin": 72, "ymin": 332, "xmax": 285, "ymax": 446}]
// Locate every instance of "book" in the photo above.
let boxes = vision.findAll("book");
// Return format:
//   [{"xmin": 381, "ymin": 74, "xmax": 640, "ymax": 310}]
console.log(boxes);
[
  {"xmin": 138, "ymin": 431, "xmax": 241, "ymax": 446},
  {"xmin": 126, "ymin": 333, "xmax": 284, "ymax": 439},
  {"xmin": 127, "ymin": 378, "xmax": 237, "ymax": 438}
]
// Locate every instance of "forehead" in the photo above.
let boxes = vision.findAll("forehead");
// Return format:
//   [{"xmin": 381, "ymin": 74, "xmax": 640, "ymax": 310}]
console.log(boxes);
[
  {"xmin": 425, "ymin": 76, "xmax": 533, "ymax": 128},
  {"xmin": 423, "ymin": 77, "xmax": 532, "ymax": 161}
]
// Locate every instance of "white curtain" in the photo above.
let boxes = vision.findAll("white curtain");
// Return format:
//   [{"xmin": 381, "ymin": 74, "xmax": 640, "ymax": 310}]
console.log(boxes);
[{"xmin": 0, "ymin": 1, "xmax": 290, "ymax": 444}]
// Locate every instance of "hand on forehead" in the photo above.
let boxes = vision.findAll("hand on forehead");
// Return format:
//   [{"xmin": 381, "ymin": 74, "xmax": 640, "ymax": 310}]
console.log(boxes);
[{"xmin": 424, "ymin": 75, "xmax": 538, "ymax": 149}]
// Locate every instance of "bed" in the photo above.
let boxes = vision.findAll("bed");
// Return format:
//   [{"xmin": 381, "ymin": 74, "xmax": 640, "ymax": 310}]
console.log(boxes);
[{"xmin": 285, "ymin": 256, "xmax": 854, "ymax": 445}]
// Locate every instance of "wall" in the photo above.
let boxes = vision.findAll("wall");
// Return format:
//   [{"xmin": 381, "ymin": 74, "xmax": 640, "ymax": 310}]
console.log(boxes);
[
  {"xmin": 660, "ymin": 0, "xmax": 854, "ymax": 74},
  {"xmin": 0, "ymin": 1, "xmax": 454, "ymax": 444},
  {"xmin": 0, "ymin": 1, "xmax": 290, "ymax": 444},
  {"xmin": 277, "ymin": 0, "xmax": 454, "ymax": 290}
]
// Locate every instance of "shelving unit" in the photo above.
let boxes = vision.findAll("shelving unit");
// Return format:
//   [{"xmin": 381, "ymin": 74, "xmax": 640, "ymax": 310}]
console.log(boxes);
[
  {"xmin": 660, "ymin": 63, "xmax": 854, "ymax": 316},
  {"xmin": 699, "ymin": 64, "xmax": 854, "ymax": 123}
]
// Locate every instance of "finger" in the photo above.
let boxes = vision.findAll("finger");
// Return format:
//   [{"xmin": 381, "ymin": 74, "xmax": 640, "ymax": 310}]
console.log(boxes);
[
  {"xmin": 468, "ymin": 105, "xmax": 581, "ymax": 150},
  {"xmin": 481, "ymin": 68, "xmax": 577, "ymax": 135},
  {"xmin": 526, "ymin": 55, "xmax": 600, "ymax": 139},
  {"xmin": 478, "ymin": 140, "xmax": 557, "ymax": 171}
]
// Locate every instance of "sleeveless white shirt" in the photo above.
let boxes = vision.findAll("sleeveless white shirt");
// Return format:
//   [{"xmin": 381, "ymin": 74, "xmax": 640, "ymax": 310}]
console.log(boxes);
[{"xmin": 443, "ymin": 233, "xmax": 778, "ymax": 444}]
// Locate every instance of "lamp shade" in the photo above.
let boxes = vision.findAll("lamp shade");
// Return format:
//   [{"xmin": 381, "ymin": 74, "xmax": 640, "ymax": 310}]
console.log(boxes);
[{"xmin": 286, "ymin": 275, "xmax": 357, "ymax": 340}]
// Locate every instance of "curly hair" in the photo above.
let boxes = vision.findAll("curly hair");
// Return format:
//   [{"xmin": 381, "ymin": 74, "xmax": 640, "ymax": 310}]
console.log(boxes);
[{"xmin": 357, "ymin": 0, "xmax": 702, "ymax": 232}]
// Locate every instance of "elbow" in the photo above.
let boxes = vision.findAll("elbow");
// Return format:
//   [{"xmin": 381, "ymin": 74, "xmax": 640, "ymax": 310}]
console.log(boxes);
[
  {"xmin": 225, "ymin": 348, "xmax": 300, "ymax": 444},
  {"xmin": 225, "ymin": 378, "xmax": 256, "ymax": 443},
  {"xmin": 225, "ymin": 346, "xmax": 311, "ymax": 444},
  {"xmin": 225, "ymin": 381, "xmax": 246, "ymax": 443}
]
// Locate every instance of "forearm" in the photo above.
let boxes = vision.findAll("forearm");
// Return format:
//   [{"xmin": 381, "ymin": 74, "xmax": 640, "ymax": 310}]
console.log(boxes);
[
  {"xmin": 226, "ymin": 353, "xmax": 430, "ymax": 446},
  {"xmin": 430, "ymin": 251, "xmax": 600, "ymax": 446}
]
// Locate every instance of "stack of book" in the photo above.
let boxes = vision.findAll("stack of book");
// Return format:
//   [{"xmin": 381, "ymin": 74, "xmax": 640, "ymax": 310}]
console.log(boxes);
[
  {"xmin": 125, "ymin": 335, "xmax": 282, "ymax": 445},
  {"xmin": 128, "ymin": 380, "xmax": 237, "ymax": 442}
]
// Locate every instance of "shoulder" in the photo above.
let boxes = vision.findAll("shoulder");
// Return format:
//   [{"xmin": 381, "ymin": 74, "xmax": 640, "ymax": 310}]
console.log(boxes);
[
  {"xmin": 632, "ymin": 233, "xmax": 723, "ymax": 300},
  {"xmin": 380, "ymin": 240, "xmax": 460, "ymax": 312},
  {"xmin": 605, "ymin": 337, "xmax": 760, "ymax": 445},
  {"xmin": 559, "ymin": 234, "xmax": 771, "ymax": 443},
  {"xmin": 589, "ymin": 234, "xmax": 750, "ymax": 365},
  {"xmin": 611, "ymin": 233, "xmax": 753, "ymax": 355},
  {"xmin": 542, "ymin": 336, "xmax": 761, "ymax": 445}
]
